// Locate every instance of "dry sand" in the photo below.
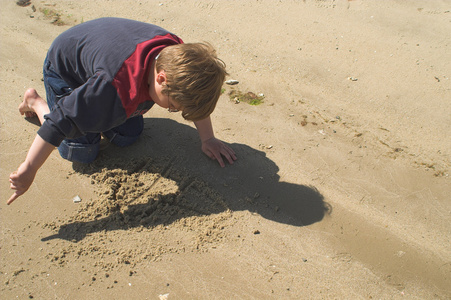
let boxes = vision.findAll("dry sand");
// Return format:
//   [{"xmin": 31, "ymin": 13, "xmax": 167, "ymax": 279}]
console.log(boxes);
[{"xmin": 1, "ymin": 0, "xmax": 450, "ymax": 299}]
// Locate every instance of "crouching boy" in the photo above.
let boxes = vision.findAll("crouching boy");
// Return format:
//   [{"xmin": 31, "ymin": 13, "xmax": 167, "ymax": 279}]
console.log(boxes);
[{"xmin": 8, "ymin": 17, "xmax": 236, "ymax": 204}]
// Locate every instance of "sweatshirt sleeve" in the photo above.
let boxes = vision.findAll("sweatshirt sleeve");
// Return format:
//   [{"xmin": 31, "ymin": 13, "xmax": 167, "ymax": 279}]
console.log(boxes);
[{"xmin": 37, "ymin": 72, "xmax": 127, "ymax": 147}]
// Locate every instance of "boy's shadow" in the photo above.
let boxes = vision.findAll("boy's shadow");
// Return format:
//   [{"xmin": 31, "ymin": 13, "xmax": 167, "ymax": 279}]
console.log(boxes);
[{"xmin": 42, "ymin": 118, "xmax": 331, "ymax": 242}]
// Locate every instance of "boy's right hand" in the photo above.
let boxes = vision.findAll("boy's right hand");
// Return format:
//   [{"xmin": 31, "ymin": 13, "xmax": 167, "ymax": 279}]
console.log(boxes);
[{"xmin": 8, "ymin": 161, "xmax": 37, "ymax": 205}]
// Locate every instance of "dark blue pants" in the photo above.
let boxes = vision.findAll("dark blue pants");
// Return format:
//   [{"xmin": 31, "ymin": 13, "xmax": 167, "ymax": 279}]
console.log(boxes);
[{"xmin": 43, "ymin": 58, "xmax": 144, "ymax": 163}]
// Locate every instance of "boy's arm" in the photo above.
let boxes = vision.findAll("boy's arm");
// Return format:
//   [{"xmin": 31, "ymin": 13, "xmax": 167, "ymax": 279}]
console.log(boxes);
[
  {"xmin": 194, "ymin": 116, "xmax": 237, "ymax": 167},
  {"xmin": 8, "ymin": 135, "xmax": 54, "ymax": 204}
]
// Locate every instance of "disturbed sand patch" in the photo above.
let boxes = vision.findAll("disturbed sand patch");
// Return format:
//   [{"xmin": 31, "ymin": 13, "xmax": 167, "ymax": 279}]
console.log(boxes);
[{"xmin": 42, "ymin": 159, "xmax": 237, "ymax": 270}]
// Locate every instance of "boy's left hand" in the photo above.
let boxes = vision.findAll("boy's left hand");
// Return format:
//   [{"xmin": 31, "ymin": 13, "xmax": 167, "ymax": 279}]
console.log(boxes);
[{"xmin": 201, "ymin": 137, "xmax": 237, "ymax": 167}]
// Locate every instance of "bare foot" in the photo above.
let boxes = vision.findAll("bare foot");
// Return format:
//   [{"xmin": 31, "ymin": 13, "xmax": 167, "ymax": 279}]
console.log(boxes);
[
  {"xmin": 19, "ymin": 88, "xmax": 49, "ymax": 124},
  {"xmin": 19, "ymin": 88, "xmax": 40, "ymax": 116}
]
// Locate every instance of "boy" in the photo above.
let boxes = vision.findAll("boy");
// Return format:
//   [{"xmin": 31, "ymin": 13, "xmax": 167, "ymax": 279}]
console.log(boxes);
[{"xmin": 8, "ymin": 18, "xmax": 236, "ymax": 205}]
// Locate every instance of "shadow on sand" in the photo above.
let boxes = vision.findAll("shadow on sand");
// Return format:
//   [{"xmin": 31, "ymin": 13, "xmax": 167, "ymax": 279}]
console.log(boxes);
[{"xmin": 42, "ymin": 118, "xmax": 331, "ymax": 242}]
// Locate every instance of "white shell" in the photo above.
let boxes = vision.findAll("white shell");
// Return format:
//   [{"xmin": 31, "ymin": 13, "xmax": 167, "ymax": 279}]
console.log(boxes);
[{"xmin": 225, "ymin": 79, "xmax": 239, "ymax": 85}]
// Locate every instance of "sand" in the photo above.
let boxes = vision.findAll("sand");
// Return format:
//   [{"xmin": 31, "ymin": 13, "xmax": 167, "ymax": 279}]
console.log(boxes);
[{"xmin": 1, "ymin": 0, "xmax": 450, "ymax": 299}]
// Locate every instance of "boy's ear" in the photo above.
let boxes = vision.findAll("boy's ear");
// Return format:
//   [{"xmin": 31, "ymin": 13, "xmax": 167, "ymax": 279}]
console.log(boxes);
[{"xmin": 156, "ymin": 71, "xmax": 167, "ymax": 85}]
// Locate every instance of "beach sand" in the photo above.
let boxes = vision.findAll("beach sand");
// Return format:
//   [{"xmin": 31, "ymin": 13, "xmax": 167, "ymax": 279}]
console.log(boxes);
[{"xmin": 1, "ymin": 0, "xmax": 450, "ymax": 299}]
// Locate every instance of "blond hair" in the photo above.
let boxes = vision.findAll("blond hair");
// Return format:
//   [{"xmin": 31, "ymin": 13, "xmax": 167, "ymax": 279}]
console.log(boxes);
[{"xmin": 156, "ymin": 43, "xmax": 228, "ymax": 121}]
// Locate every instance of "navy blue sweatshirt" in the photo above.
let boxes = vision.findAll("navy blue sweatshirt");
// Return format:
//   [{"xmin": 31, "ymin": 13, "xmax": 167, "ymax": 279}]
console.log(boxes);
[{"xmin": 38, "ymin": 18, "xmax": 183, "ymax": 147}]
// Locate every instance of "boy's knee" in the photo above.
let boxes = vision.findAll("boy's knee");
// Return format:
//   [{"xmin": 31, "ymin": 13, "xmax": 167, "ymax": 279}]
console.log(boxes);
[{"xmin": 58, "ymin": 139, "xmax": 100, "ymax": 163}]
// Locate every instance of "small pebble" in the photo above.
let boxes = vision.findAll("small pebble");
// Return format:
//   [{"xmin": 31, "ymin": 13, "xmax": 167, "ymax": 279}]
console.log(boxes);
[
  {"xmin": 72, "ymin": 195, "xmax": 82, "ymax": 203},
  {"xmin": 159, "ymin": 294, "xmax": 169, "ymax": 300}
]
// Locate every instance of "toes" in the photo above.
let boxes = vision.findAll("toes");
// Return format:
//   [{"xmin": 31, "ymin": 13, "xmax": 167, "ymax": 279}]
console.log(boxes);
[{"xmin": 25, "ymin": 111, "xmax": 37, "ymax": 118}]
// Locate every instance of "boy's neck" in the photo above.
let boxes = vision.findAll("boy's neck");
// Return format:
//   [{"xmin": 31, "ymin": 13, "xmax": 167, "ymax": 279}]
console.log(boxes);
[{"xmin": 147, "ymin": 59, "xmax": 156, "ymax": 98}]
